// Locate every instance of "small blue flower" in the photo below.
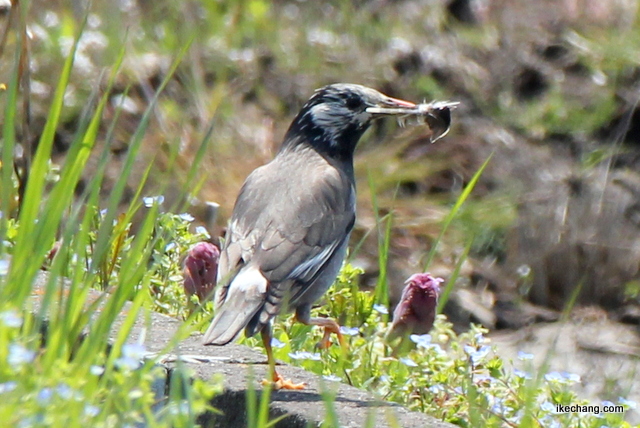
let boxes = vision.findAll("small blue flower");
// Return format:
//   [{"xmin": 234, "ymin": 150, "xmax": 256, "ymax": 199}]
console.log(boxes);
[
  {"xmin": 399, "ymin": 357, "xmax": 418, "ymax": 367},
  {"xmin": 410, "ymin": 334, "xmax": 432, "ymax": 348},
  {"xmin": 429, "ymin": 384, "xmax": 445, "ymax": 393},
  {"xmin": 288, "ymin": 351, "xmax": 321, "ymax": 361},
  {"xmin": 544, "ymin": 371, "xmax": 580, "ymax": 384},
  {"xmin": 84, "ymin": 405, "xmax": 100, "ymax": 417},
  {"xmin": 195, "ymin": 226, "xmax": 211, "ymax": 239},
  {"xmin": 164, "ymin": 242, "xmax": 177, "ymax": 252},
  {"xmin": 115, "ymin": 357, "xmax": 140, "ymax": 371},
  {"xmin": 563, "ymin": 372, "xmax": 581, "ymax": 383},
  {"xmin": 602, "ymin": 400, "xmax": 615, "ymax": 408},
  {"xmin": 513, "ymin": 369, "xmax": 532, "ymax": 380},
  {"xmin": 465, "ymin": 345, "xmax": 491, "ymax": 365},
  {"xmin": 544, "ymin": 371, "xmax": 563, "ymax": 382},
  {"xmin": 270, "ymin": 338, "xmax": 286, "ymax": 349},
  {"xmin": 475, "ymin": 332, "xmax": 488, "ymax": 344},
  {"xmin": 339, "ymin": 326, "xmax": 359, "ymax": 336},
  {"xmin": 0, "ymin": 258, "xmax": 9, "ymax": 276},
  {"xmin": 115, "ymin": 344, "xmax": 147, "ymax": 371},
  {"xmin": 517, "ymin": 351, "xmax": 534, "ymax": 360},
  {"xmin": 56, "ymin": 383, "xmax": 73, "ymax": 400},
  {"xmin": 179, "ymin": 213, "xmax": 195, "ymax": 222},
  {"xmin": 0, "ymin": 381, "xmax": 17, "ymax": 394},
  {"xmin": 0, "ymin": 310, "xmax": 22, "ymax": 328},
  {"xmin": 322, "ymin": 374, "xmax": 341, "ymax": 382},
  {"xmin": 474, "ymin": 374, "xmax": 494, "ymax": 384},
  {"xmin": 372, "ymin": 304, "xmax": 388, "ymax": 314},
  {"xmin": 90, "ymin": 365, "xmax": 105, "ymax": 376},
  {"xmin": 516, "ymin": 264, "xmax": 531, "ymax": 277},
  {"xmin": 37, "ymin": 388, "xmax": 53, "ymax": 404},
  {"xmin": 143, "ymin": 195, "xmax": 165, "ymax": 207},
  {"xmin": 122, "ymin": 343, "xmax": 147, "ymax": 360},
  {"xmin": 8, "ymin": 343, "xmax": 36, "ymax": 368},
  {"xmin": 490, "ymin": 397, "xmax": 511, "ymax": 414},
  {"xmin": 540, "ymin": 401, "xmax": 556, "ymax": 413},
  {"xmin": 618, "ymin": 397, "xmax": 637, "ymax": 409}
]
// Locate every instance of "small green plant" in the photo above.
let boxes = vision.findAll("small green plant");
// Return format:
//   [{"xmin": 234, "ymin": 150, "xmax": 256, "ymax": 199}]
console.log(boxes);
[{"xmin": 239, "ymin": 266, "xmax": 635, "ymax": 427}]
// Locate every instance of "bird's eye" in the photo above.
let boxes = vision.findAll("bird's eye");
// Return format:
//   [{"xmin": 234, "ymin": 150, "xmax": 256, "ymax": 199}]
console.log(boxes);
[{"xmin": 345, "ymin": 94, "xmax": 364, "ymax": 110}]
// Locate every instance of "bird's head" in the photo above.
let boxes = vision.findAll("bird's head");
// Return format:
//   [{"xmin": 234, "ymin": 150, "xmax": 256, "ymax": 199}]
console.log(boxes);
[{"xmin": 282, "ymin": 83, "xmax": 417, "ymax": 159}]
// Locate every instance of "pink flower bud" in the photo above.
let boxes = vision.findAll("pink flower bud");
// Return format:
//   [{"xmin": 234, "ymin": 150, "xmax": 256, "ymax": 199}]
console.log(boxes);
[
  {"xmin": 183, "ymin": 242, "xmax": 220, "ymax": 301},
  {"xmin": 388, "ymin": 273, "xmax": 443, "ymax": 340}
]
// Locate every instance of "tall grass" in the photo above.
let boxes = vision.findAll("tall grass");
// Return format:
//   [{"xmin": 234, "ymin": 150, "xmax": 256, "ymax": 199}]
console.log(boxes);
[{"xmin": 0, "ymin": 15, "xmax": 215, "ymax": 427}]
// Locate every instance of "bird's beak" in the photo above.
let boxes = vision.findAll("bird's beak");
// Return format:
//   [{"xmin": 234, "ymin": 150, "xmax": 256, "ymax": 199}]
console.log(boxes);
[{"xmin": 365, "ymin": 96, "xmax": 417, "ymax": 116}]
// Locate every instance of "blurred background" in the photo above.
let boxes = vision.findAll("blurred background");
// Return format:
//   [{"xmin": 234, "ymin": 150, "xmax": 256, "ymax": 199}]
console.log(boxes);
[{"xmin": 2, "ymin": 0, "xmax": 640, "ymax": 408}]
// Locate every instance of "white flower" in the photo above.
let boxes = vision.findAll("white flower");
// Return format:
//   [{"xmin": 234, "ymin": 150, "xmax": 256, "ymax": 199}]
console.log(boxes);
[
  {"xmin": 399, "ymin": 357, "xmax": 418, "ymax": 367},
  {"xmin": 0, "ymin": 310, "xmax": 22, "ymax": 328},
  {"xmin": 618, "ymin": 397, "xmax": 637, "ymax": 409},
  {"xmin": 288, "ymin": 351, "xmax": 321, "ymax": 361},
  {"xmin": 517, "ymin": 351, "xmax": 534, "ymax": 360},
  {"xmin": 339, "ymin": 326, "xmax": 359, "ymax": 336},
  {"xmin": 270, "ymin": 338, "xmax": 286, "ymax": 349},
  {"xmin": 372, "ymin": 304, "xmax": 388, "ymax": 314},
  {"xmin": 0, "ymin": 382, "xmax": 17, "ymax": 394},
  {"xmin": 143, "ymin": 195, "xmax": 165, "ymax": 207},
  {"xmin": 90, "ymin": 365, "xmax": 105, "ymax": 376},
  {"xmin": 322, "ymin": 375, "xmax": 341, "ymax": 382},
  {"xmin": 8, "ymin": 344, "xmax": 35, "ymax": 367},
  {"xmin": 179, "ymin": 213, "xmax": 195, "ymax": 222}
]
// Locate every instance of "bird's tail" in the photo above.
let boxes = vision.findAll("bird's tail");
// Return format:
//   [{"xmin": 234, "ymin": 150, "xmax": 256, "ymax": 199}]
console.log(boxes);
[{"xmin": 202, "ymin": 266, "xmax": 268, "ymax": 345}]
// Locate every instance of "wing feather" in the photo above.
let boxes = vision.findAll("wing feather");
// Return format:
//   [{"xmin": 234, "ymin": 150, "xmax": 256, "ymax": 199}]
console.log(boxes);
[{"xmin": 208, "ymin": 147, "xmax": 355, "ymax": 341}]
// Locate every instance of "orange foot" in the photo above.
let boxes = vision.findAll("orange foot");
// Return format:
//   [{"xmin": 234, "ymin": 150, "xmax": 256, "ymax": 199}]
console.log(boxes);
[
  {"xmin": 261, "ymin": 372, "xmax": 306, "ymax": 390},
  {"xmin": 315, "ymin": 324, "xmax": 347, "ymax": 350}
]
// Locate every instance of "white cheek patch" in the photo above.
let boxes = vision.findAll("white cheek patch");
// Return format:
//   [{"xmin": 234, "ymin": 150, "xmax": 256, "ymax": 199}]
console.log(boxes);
[
  {"xmin": 309, "ymin": 103, "xmax": 350, "ymax": 144},
  {"xmin": 308, "ymin": 103, "xmax": 373, "ymax": 146}
]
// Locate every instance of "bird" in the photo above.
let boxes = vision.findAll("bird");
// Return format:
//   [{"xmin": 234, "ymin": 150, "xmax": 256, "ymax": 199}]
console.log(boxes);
[
  {"xmin": 386, "ymin": 273, "xmax": 443, "ymax": 353},
  {"xmin": 203, "ymin": 83, "xmax": 433, "ymax": 389},
  {"xmin": 183, "ymin": 241, "xmax": 220, "ymax": 301}
]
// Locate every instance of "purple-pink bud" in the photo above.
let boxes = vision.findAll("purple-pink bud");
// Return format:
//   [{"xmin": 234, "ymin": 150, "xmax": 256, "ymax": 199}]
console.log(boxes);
[
  {"xmin": 183, "ymin": 242, "xmax": 220, "ymax": 301},
  {"xmin": 388, "ymin": 273, "xmax": 443, "ymax": 340}
]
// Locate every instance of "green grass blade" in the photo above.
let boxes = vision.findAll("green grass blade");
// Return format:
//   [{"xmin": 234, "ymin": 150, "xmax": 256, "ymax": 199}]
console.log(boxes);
[
  {"xmin": 368, "ymin": 170, "xmax": 391, "ymax": 310},
  {"xmin": 437, "ymin": 235, "xmax": 473, "ymax": 313},
  {"xmin": 4, "ymin": 23, "xmax": 84, "ymax": 304},
  {"xmin": 423, "ymin": 152, "xmax": 494, "ymax": 271},
  {"xmin": 89, "ymin": 39, "xmax": 193, "ymax": 276},
  {"xmin": 0, "ymin": 46, "xmax": 21, "ymax": 251}
]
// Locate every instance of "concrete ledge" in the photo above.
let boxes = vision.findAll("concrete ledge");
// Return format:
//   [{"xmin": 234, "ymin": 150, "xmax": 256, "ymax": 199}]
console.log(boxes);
[{"xmin": 31, "ymin": 274, "xmax": 456, "ymax": 428}]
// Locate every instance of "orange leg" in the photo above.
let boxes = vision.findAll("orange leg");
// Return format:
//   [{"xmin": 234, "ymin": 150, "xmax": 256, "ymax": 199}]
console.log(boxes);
[
  {"xmin": 260, "ymin": 329, "xmax": 305, "ymax": 390},
  {"xmin": 294, "ymin": 314, "xmax": 346, "ymax": 350}
]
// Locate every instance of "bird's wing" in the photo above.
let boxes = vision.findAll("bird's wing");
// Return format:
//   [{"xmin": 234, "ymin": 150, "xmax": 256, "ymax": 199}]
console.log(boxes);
[{"xmin": 206, "ymin": 154, "xmax": 355, "ymax": 343}]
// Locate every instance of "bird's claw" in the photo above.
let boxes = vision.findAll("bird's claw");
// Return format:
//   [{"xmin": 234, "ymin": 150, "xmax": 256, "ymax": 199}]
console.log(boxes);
[
  {"xmin": 315, "ymin": 335, "xmax": 333, "ymax": 350},
  {"xmin": 261, "ymin": 373, "xmax": 306, "ymax": 390},
  {"xmin": 314, "ymin": 327, "xmax": 347, "ymax": 350}
]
